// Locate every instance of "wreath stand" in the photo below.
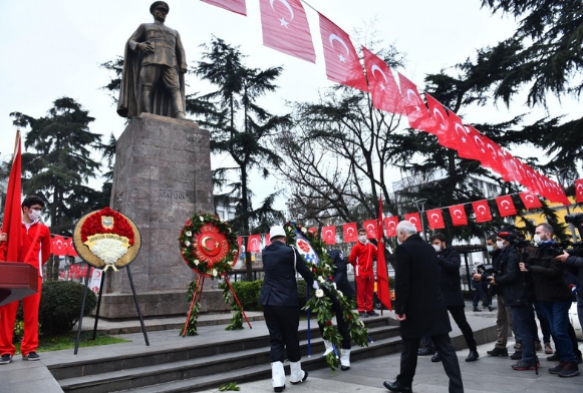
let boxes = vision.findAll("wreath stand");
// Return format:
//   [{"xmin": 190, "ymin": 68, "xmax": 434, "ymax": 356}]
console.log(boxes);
[
  {"xmin": 181, "ymin": 274, "xmax": 252, "ymax": 337},
  {"xmin": 74, "ymin": 264, "xmax": 150, "ymax": 354}
]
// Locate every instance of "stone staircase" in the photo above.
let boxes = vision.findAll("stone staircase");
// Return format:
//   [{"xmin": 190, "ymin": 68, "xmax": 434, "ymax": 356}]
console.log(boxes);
[{"xmin": 51, "ymin": 317, "xmax": 401, "ymax": 393}]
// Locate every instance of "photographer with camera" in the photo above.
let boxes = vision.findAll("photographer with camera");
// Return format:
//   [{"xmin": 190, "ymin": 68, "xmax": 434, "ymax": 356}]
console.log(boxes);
[
  {"xmin": 488, "ymin": 229, "xmax": 538, "ymax": 371},
  {"xmin": 474, "ymin": 234, "xmax": 522, "ymax": 358},
  {"xmin": 519, "ymin": 223, "xmax": 580, "ymax": 377}
]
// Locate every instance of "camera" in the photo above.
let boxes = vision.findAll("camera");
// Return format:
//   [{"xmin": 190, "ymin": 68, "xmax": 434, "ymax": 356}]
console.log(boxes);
[{"xmin": 565, "ymin": 213, "xmax": 583, "ymax": 225}]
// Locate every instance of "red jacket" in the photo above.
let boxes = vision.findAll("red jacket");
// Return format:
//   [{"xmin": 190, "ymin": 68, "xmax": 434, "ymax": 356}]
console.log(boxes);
[
  {"xmin": 349, "ymin": 241, "xmax": 377, "ymax": 277},
  {"xmin": 0, "ymin": 221, "xmax": 51, "ymax": 277}
]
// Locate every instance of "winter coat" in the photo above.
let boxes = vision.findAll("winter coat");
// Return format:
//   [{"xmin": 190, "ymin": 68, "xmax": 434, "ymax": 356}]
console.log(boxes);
[
  {"xmin": 527, "ymin": 243, "xmax": 572, "ymax": 302},
  {"xmin": 494, "ymin": 244, "xmax": 530, "ymax": 306},
  {"xmin": 565, "ymin": 253, "xmax": 583, "ymax": 298},
  {"xmin": 328, "ymin": 249, "xmax": 355, "ymax": 299},
  {"xmin": 436, "ymin": 246, "xmax": 465, "ymax": 306}
]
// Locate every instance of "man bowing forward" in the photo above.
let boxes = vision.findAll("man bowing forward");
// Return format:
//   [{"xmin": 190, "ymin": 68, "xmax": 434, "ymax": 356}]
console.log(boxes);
[{"xmin": 383, "ymin": 220, "xmax": 463, "ymax": 393}]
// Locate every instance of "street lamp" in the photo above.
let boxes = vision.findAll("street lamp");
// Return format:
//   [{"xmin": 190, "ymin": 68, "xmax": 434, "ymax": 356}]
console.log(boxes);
[
  {"xmin": 414, "ymin": 198, "xmax": 428, "ymax": 239},
  {"xmin": 555, "ymin": 167, "xmax": 578, "ymax": 244}
]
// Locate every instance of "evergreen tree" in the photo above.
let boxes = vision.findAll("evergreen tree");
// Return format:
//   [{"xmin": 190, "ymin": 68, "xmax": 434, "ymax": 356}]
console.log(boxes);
[{"xmin": 188, "ymin": 37, "xmax": 288, "ymax": 279}]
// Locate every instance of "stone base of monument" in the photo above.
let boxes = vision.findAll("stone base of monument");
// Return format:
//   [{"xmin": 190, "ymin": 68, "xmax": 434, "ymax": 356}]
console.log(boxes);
[{"xmin": 104, "ymin": 112, "xmax": 230, "ymax": 319}]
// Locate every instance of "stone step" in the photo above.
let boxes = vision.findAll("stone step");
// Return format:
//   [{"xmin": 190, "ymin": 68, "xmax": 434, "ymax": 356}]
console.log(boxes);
[
  {"xmin": 55, "ymin": 321, "xmax": 398, "ymax": 392},
  {"xmin": 110, "ymin": 336, "xmax": 404, "ymax": 393},
  {"xmin": 53, "ymin": 316, "xmax": 393, "ymax": 380}
]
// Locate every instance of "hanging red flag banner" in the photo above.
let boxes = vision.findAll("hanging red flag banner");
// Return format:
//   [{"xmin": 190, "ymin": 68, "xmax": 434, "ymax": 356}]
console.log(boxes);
[
  {"xmin": 308, "ymin": 227, "xmax": 318, "ymax": 234},
  {"xmin": 404, "ymin": 212, "xmax": 422, "ymax": 232},
  {"xmin": 576, "ymin": 179, "xmax": 583, "ymax": 203},
  {"xmin": 319, "ymin": 13, "xmax": 368, "ymax": 91},
  {"xmin": 449, "ymin": 205, "xmax": 468, "ymax": 227},
  {"xmin": 384, "ymin": 216, "xmax": 399, "ymax": 238},
  {"xmin": 343, "ymin": 222, "xmax": 358, "ymax": 242},
  {"xmin": 259, "ymin": 0, "xmax": 315, "ymax": 63},
  {"xmin": 519, "ymin": 192, "xmax": 543, "ymax": 209},
  {"xmin": 52, "ymin": 235, "xmax": 67, "ymax": 256},
  {"xmin": 200, "ymin": 0, "xmax": 247, "ymax": 15},
  {"xmin": 376, "ymin": 197, "xmax": 392, "ymax": 310},
  {"xmin": 265, "ymin": 234, "xmax": 271, "ymax": 246},
  {"xmin": 363, "ymin": 219, "xmax": 377, "ymax": 239},
  {"xmin": 362, "ymin": 46, "xmax": 406, "ymax": 115},
  {"xmin": 322, "ymin": 225, "xmax": 336, "ymax": 245},
  {"xmin": 1, "ymin": 131, "xmax": 23, "ymax": 263},
  {"xmin": 426, "ymin": 209, "xmax": 445, "ymax": 230},
  {"xmin": 425, "ymin": 94, "xmax": 460, "ymax": 151},
  {"xmin": 398, "ymin": 74, "xmax": 435, "ymax": 134},
  {"xmin": 248, "ymin": 234, "xmax": 261, "ymax": 252},
  {"xmin": 495, "ymin": 195, "xmax": 517, "ymax": 217},
  {"xmin": 472, "ymin": 200, "xmax": 492, "ymax": 223}
]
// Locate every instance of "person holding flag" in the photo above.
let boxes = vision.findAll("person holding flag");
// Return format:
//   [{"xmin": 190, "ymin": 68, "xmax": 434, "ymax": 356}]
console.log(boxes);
[
  {"xmin": 349, "ymin": 228, "xmax": 378, "ymax": 317},
  {"xmin": 0, "ymin": 195, "xmax": 51, "ymax": 364}
]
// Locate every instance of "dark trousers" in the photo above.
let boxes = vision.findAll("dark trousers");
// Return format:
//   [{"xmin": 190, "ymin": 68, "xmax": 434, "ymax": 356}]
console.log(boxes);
[
  {"xmin": 318, "ymin": 298, "xmax": 351, "ymax": 349},
  {"xmin": 263, "ymin": 305, "xmax": 301, "ymax": 363},
  {"xmin": 398, "ymin": 334, "xmax": 463, "ymax": 393},
  {"xmin": 540, "ymin": 300, "xmax": 578, "ymax": 363},
  {"xmin": 509, "ymin": 305, "xmax": 536, "ymax": 364},
  {"xmin": 447, "ymin": 305, "xmax": 477, "ymax": 352},
  {"xmin": 533, "ymin": 302, "xmax": 551, "ymax": 343}
]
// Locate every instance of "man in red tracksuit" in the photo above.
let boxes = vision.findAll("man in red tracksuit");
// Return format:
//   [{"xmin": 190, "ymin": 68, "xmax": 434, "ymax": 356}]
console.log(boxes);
[
  {"xmin": 0, "ymin": 195, "xmax": 51, "ymax": 364},
  {"xmin": 349, "ymin": 228, "xmax": 378, "ymax": 317}
]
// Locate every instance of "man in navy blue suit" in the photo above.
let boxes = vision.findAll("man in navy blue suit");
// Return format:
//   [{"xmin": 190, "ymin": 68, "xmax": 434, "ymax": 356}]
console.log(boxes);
[{"xmin": 259, "ymin": 225, "xmax": 316, "ymax": 392}]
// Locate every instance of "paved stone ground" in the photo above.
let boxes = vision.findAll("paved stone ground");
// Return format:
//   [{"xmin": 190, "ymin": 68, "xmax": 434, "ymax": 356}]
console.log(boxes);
[{"xmin": 197, "ymin": 339, "xmax": 583, "ymax": 393}]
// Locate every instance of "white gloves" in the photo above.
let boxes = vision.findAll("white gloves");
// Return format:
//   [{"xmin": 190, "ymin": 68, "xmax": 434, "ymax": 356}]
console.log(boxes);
[{"xmin": 312, "ymin": 281, "xmax": 320, "ymax": 290}]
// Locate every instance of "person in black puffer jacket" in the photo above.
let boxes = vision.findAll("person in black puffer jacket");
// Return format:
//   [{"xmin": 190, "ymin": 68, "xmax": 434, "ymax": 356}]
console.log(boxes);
[
  {"xmin": 489, "ymin": 229, "xmax": 537, "ymax": 371},
  {"xmin": 520, "ymin": 223, "xmax": 580, "ymax": 378}
]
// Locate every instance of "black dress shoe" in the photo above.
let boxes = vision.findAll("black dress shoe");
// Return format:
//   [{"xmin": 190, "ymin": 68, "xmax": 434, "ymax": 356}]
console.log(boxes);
[
  {"xmin": 547, "ymin": 351, "xmax": 560, "ymax": 362},
  {"xmin": 383, "ymin": 380, "xmax": 412, "ymax": 393},
  {"xmin": 431, "ymin": 352, "xmax": 441, "ymax": 362},
  {"xmin": 417, "ymin": 347, "xmax": 434, "ymax": 356},
  {"xmin": 466, "ymin": 350, "xmax": 479, "ymax": 362},
  {"xmin": 487, "ymin": 347, "xmax": 508, "ymax": 357},
  {"xmin": 510, "ymin": 351, "xmax": 523, "ymax": 360}
]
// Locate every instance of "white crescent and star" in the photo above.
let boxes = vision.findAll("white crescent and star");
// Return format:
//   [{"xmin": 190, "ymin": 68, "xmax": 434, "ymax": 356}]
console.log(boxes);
[
  {"xmin": 501, "ymin": 200, "xmax": 511, "ymax": 209},
  {"xmin": 409, "ymin": 217, "xmax": 418, "ymax": 224},
  {"xmin": 270, "ymin": 0, "xmax": 294, "ymax": 28},
  {"xmin": 432, "ymin": 107, "xmax": 448, "ymax": 131},
  {"xmin": 329, "ymin": 34, "xmax": 350, "ymax": 63},
  {"xmin": 525, "ymin": 194, "xmax": 535, "ymax": 203},
  {"xmin": 371, "ymin": 64, "xmax": 389, "ymax": 91},
  {"xmin": 454, "ymin": 123, "xmax": 468, "ymax": 143},
  {"xmin": 430, "ymin": 213, "xmax": 441, "ymax": 222},
  {"xmin": 406, "ymin": 89, "xmax": 422, "ymax": 112},
  {"xmin": 346, "ymin": 227, "xmax": 354, "ymax": 235},
  {"xmin": 477, "ymin": 205, "xmax": 487, "ymax": 214},
  {"xmin": 453, "ymin": 209, "xmax": 463, "ymax": 218},
  {"xmin": 577, "ymin": 183, "xmax": 583, "ymax": 195},
  {"xmin": 473, "ymin": 135, "xmax": 486, "ymax": 154}
]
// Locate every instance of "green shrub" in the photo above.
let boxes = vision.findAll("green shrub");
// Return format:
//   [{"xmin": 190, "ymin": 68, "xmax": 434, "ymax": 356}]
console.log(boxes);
[
  {"xmin": 227, "ymin": 279, "xmax": 310, "ymax": 312},
  {"xmin": 38, "ymin": 281, "xmax": 97, "ymax": 335}
]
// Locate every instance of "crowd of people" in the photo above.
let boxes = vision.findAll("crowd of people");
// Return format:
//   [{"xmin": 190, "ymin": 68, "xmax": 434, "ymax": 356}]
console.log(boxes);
[{"xmin": 259, "ymin": 218, "xmax": 582, "ymax": 393}]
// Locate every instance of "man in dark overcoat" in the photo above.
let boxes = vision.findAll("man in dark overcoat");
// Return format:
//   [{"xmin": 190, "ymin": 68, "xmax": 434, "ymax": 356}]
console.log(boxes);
[
  {"xmin": 383, "ymin": 220, "xmax": 463, "ymax": 393},
  {"xmin": 259, "ymin": 225, "xmax": 315, "ymax": 392}
]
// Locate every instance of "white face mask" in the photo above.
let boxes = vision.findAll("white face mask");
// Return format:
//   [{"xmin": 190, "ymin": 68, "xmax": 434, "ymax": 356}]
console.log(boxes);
[
  {"xmin": 486, "ymin": 245, "xmax": 494, "ymax": 252},
  {"xmin": 27, "ymin": 209, "xmax": 42, "ymax": 221},
  {"xmin": 358, "ymin": 235, "xmax": 367, "ymax": 244},
  {"xmin": 496, "ymin": 240, "xmax": 505, "ymax": 249},
  {"xmin": 533, "ymin": 234, "xmax": 541, "ymax": 245},
  {"xmin": 432, "ymin": 244, "xmax": 441, "ymax": 252}
]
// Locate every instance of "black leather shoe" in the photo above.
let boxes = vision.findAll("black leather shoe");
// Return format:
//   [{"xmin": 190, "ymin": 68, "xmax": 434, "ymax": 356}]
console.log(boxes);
[
  {"xmin": 383, "ymin": 380, "xmax": 412, "ymax": 393},
  {"xmin": 547, "ymin": 351, "xmax": 560, "ymax": 362},
  {"xmin": 417, "ymin": 347, "xmax": 434, "ymax": 356},
  {"xmin": 466, "ymin": 350, "xmax": 479, "ymax": 362},
  {"xmin": 487, "ymin": 347, "xmax": 508, "ymax": 357},
  {"xmin": 431, "ymin": 352, "xmax": 441, "ymax": 362}
]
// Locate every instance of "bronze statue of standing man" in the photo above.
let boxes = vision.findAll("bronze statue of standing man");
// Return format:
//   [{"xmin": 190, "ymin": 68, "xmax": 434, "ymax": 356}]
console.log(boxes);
[{"xmin": 117, "ymin": 1, "xmax": 187, "ymax": 119}]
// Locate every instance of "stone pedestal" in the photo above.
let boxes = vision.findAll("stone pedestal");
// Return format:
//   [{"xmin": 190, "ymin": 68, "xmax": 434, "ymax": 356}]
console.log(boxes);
[{"xmin": 102, "ymin": 113, "xmax": 230, "ymax": 319}]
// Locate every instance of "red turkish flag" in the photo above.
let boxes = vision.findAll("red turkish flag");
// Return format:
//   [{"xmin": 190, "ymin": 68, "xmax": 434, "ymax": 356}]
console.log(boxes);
[
  {"xmin": 308, "ymin": 227, "xmax": 318, "ymax": 234},
  {"xmin": 449, "ymin": 205, "xmax": 468, "ymax": 227},
  {"xmin": 200, "ymin": 0, "xmax": 247, "ymax": 15},
  {"xmin": 376, "ymin": 197, "xmax": 392, "ymax": 310},
  {"xmin": 449, "ymin": 115, "xmax": 480, "ymax": 160},
  {"xmin": 1, "ymin": 131, "xmax": 23, "ymax": 262},
  {"xmin": 426, "ymin": 209, "xmax": 445, "ymax": 230},
  {"xmin": 238, "ymin": 236, "xmax": 243, "ymax": 248},
  {"xmin": 519, "ymin": 192, "xmax": 543, "ymax": 209},
  {"xmin": 319, "ymin": 13, "xmax": 367, "ymax": 91},
  {"xmin": 362, "ymin": 46, "xmax": 405, "ymax": 115},
  {"xmin": 343, "ymin": 222, "xmax": 358, "ymax": 242},
  {"xmin": 363, "ymin": 219, "xmax": 377, "ymax": 239},
  {"xmin": 496, "ymin": 195, "xmax": 517, "ymax": 217},
  {"xmin": 259, "ymin": 0, "xmax": 315, "ymax": 63},
  {"xmin": 398, "ymin": 73, "xmax": 434, "ymax": 133},
  {"xmin": 248, "ymin": 234, "xmax": 261, "ymax": 253},
  {"xmin": 384, "ymin": 217, "xmax": 399, "ymax": 238},
  {"xmin": 575, "ymin": 179, "xmax": 583, "ymax": 203},
  {"xmin": 265, "ymin": 234, "xmax": 271, "ymax": 246},
  {"xmin": 52, "ymin": 236, "xmax": 67, "ymax": 256},
  {"xmin": 465, "ymin": 125, "xmax": 490, "ymax": 164},
  {"xmin": 65, "ymin": 237, "xmax": 78, "ymax": 257},
  {"xmin": 523, "ymin": 165, "xmax": 543, "ymax": 195},
  {"xmin": 322, "ymin": 225, "xmax": 336, "ymax": 245},
  {"xmin": 480, "ymin": 136, "xmax": 506, "ymax": 177},
  {"xmin": 472, "ymin": 200, "xmax": 492, "ymax": 223},
  {"xmin": 404, "ymin": 212, "xmax": 422, "ymax": 232},
  {"xmin": 425, "ymin": 94, "xmax": 460, "ymax": 150}
]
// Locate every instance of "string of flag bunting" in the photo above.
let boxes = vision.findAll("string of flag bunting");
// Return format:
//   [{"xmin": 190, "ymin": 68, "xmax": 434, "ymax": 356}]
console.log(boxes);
[
  {"xmin": 238, "ymin": 182, "xmax": 583, "ymax": 252},
  {"xmin": 200, "ymin": 0, "xmax": 571, "ymax": 206}
]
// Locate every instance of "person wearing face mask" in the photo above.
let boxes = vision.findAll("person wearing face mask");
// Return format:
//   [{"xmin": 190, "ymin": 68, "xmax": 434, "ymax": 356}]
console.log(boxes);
[
  {"xmin": 0, "ymin": 195, "xmax": 51, "ymax": 365},
  {"xmin": 519, "ymin": 224, "xmax": 580, "ymax": 377},
  {"xmin": 349, "ymin": 228, "xmax": 378, "ymax": 317},
  {"xmin": 428, "ymin": 233, "xmax": 479, "ymax": 363},
  {"xmin": 488, "ymin": 229, "xmax": 538, "ymax": 372}
]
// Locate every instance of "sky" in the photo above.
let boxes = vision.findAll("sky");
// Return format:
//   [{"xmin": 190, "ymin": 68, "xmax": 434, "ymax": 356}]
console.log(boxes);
[{"xmin": 0, "ymin": 0, "xmax": 579, "ymax": 210}]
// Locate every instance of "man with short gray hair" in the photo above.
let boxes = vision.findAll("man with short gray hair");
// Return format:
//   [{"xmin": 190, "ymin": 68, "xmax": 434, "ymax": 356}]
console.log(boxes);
[{"xmin": 383, "ymin": 220, "xmax": 463, "ymax": 393}]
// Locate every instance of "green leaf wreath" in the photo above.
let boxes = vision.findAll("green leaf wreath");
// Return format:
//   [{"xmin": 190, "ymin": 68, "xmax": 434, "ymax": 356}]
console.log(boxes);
[
  {"xmin": 181, "ymin": 279, "xmax": 201, "ymax": 336},
  {"xmin": 283, "ymin": 222, "xmax": 369, "ymax": 370}
]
